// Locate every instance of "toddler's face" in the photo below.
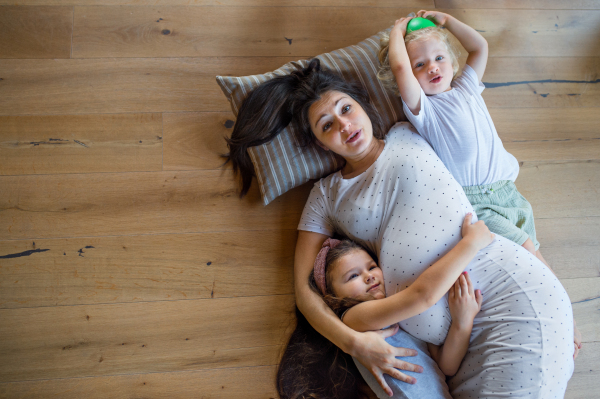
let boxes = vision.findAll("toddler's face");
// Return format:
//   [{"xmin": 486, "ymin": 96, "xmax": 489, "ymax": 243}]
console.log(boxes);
[
  {"xmin": 329, "ymin": 249, "xmax": 386, "ymax": 301},
  {"xmin": 406, "ymin": 37, "xmax": 454, "ymax": 95}
]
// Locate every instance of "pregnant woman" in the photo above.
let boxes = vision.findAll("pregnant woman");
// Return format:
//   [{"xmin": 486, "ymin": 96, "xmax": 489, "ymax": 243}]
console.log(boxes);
[{"xmin": 228, "ymin": 60, "xmax": 574, "ymax": 398}]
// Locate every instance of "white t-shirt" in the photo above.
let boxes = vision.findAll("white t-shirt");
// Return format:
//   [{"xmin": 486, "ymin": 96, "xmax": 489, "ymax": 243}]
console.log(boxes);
[
  {"xmin": 402, "ymin": 64, "xmax": 519, "ymax": 187},
  {"xmin": 299, "ymin": 122, "xmax": 475, "ymax": 344}
]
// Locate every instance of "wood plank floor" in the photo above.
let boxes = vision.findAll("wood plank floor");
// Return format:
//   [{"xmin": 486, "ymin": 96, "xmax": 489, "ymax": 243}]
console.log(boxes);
[{"xmin": 1, "ymin": 1, "xmax": 598, "ymax": 398}]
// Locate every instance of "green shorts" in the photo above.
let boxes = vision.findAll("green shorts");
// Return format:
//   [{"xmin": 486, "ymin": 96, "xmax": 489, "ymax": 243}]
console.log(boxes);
[{"xmin": 463, "ymin": 180, "xmax": 540, "ymax": 251}]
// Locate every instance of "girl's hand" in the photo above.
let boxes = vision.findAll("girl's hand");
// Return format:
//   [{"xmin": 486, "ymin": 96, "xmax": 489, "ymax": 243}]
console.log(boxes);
[
  {"xmin": 416, "ymin": 10, "xmax": 451, "ymax": 26},
  {"xmin": 448, "ymin": 272, "xmax": 482, "ymax": 330},
  {"xmin": 352, "ymin": 324, "xmax": 424, "ymax": 396},
  {"xmin": 461, "ymin": 213, "xmax": 495, "ymax": 250},
  {"xmin": 390, "ymin": 16, "xmax": 414, "ymax": 40}
]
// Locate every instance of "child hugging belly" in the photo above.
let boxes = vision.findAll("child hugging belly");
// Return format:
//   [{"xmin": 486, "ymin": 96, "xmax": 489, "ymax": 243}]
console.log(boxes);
[{"xmin": 278, "ymin": 214, "xmax": 494, "ymax": 399}]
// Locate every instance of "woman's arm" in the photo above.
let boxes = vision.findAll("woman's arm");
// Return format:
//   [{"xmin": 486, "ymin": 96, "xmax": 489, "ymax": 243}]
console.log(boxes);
[
  {"xmin": 388, "ymin": 17, "xmax": 422, "ymax": 114},
  {"xmin": 416, "ymin": 10, "xmax": 489, "ymax": 81},
  {"xmin": 294, "ymin": 230, "xmax": 423, "ymax": 396},
  {"xmin": 343, "ymin": 214, "xmax": 493, "ymax": 332},
  {"xmin": 427, "ymin": 272, "xmax": 482, "ymax": 376}
]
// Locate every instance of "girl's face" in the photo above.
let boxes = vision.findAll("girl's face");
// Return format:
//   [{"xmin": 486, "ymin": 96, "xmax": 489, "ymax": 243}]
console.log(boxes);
[
  {"xmin": 308, "ymin": 90, "xmax": 374, "ymax": 159},
  {"xmin": 406, "ymin": 37, "xmax": 454, "ymax": 95},
  {"xmin": 329, "ymin": 249, "xmax": 386, "ymax": 301}
]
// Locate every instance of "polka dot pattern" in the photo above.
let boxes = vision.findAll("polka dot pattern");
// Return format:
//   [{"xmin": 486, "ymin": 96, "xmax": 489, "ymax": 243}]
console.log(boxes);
[{"xmin": 298, "ymin": 123, "xmax": 574, "ymax": 397}]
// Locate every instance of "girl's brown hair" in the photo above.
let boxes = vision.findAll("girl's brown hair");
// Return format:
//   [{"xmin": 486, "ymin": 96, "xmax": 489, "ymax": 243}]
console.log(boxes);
[{"xmin": 276, "ymin": 240, "xmax": 377, "ymax": 399}]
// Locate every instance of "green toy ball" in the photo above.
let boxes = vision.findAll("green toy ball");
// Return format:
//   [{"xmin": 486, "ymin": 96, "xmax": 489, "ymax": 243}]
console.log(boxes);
[{"xmin": 406, "ymin": 17, "xmax": 437, "ymax": 34}]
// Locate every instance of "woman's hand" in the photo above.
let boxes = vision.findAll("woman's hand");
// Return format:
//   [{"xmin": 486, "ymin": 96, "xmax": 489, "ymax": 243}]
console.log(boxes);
[
  {"xmin": 351, "ymin": 324, "xmax": 424, "ymax": 397},
  {"xmin": 448, "ymin": 272, "xmax": 482, "ymax": 330},
  {"xmin": 461, "ymin": 213, "xmax": 495, "ymax": 250},
  {"xmin": 415, "ymin": 9, "xmax": 452, "ymax": 26}
]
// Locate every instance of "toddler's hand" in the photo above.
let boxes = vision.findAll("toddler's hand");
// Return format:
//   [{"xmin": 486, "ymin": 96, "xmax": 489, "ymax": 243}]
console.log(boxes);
[
  {"xmin": 390, "ymin": 16, "xmax": 414, "ymax": 39},
  {"xmin": 448, "ymin": 272, "xmax": 482, "ymax": 330},
  {"xmin": 416, "ymin": 10, "xmax": 451, "ymax": 26},
  {"xmin": 461, "ymin": 213, "xmax": 494, "ymax": 250}
]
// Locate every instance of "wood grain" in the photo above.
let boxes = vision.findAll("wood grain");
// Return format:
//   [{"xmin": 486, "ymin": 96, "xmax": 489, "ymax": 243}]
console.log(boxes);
[
  {"xmin": 0, "ymin": 169, "xmax": 312, "ymax": 240},
  {"xmin": 0, "ymin": 295, "xmax": 295, "ymax": 381},
  {"xmin": 71, "ymin": 6, "xmax": 407, "ymax": 59},
  {"xmin": 163, "ymin": 112, "xmax": 232, "ymax": 171},
  {"xmin": 71, "ymin": 7, "xmax": 600, "ymax": 58},
  {"xmin": 0, "ymin": 365, "xmax": 279, "ymax": 399},
  {"xmin": 505, "ymin": 139, "xmax": 600, "ymax": 164},
  {"xmin": 481, "ymin": 57, "xmax": 600, "ymax": 109},
  {"xmin": 492, "ymin": 108, "xmax": 600, "ymax": 142},
  {"xmin": 536, "ymin": 217, "xmax": 600, "ymax": 279},
  {"xmin": 436, "ymin": 0, "xmax": 600, "ymax": 10},
  {"xmin": 0, "ymin": 57, "xmax": 297, "ymax": 115},
  {"xmin": 1, "ymin": 57, "xmax": 598, "ymax": 116},
  {"xmin": 0, "ymin": 0, "xmax": 432, "ymax": 7},
  {"xmin": 0, "ymin": 230, "xmax": 296, "ymax": 309},
  {"xmin": 516, "ymin": 161, "xmax": 600, "ymax": 219},
  {"xmin": 565, "ymin": 342, "xmax": 600, "ymax": 398},
  {"xmin": 0, "ymin": 6, "xmax": 72, "ymax": 59},
  {"xmin": 0, "ymin": 114, "xmax": 163, "ymax": 175}
]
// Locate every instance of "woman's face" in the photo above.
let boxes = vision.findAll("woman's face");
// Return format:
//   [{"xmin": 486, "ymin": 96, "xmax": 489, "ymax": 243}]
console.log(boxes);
[
  {"xmin": 308, "ymin": 91, "xmax": 374, "ymax": 159},
  {"xmin": 329, "ymin": 249, "xmax": 386, "ymax": 301}
]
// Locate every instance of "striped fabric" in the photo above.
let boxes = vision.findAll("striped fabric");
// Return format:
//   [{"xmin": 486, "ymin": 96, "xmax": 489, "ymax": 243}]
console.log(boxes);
[{"xmin": 216, "ymin": 27, "xmax": 405, "ymax": 205}]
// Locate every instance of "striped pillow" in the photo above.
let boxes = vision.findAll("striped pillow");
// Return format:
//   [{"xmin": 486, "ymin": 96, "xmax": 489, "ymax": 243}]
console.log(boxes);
[{"xmin": 216, "ymin": 27, "xmax": 405, "ymax": 205}]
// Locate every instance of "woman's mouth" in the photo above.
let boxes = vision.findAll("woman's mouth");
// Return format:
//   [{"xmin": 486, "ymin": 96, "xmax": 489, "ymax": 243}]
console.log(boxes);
[
  {"xmin": 346, "ymin": 130, "xmax": 361, "ymax": 143},
  {"xmin": 430, "ymin": 76, "xmax": 442, "ymax": 84}
]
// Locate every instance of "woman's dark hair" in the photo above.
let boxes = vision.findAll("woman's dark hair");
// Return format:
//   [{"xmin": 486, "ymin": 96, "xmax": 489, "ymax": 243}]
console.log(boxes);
[
  {"xmin": 225, "ymin": 59, "xmax": 386, "ymax": 198},
  {"xmin": 276, "ymin": 239, "xmax": 376, "ymax": 399}
]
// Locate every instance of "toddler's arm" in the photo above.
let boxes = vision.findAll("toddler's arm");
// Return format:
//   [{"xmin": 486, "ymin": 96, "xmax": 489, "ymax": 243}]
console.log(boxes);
[
  {"xmin": 427, "ymin": 272, "xmax": 482, "ymax": 376},
  {"xmin": 343, "ymin": 214, "xmax": 493, "ymax": 332},
  {"xmin": 387, "ymin": 17, "xmax": 423, "ymax": 114},
  {"xmin": 416, "ymin": 10, "xmax": 488, "ymax": 81}
]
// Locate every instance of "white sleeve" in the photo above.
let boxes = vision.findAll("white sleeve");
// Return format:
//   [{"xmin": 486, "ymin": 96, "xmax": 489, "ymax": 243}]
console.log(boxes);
[
  {"xmin": 401, "ymin": 88, "xmax": 436, "ymax": 147},
  {"xmin": 297, "ymin": 182, "xmax": 335, "ymax": 236},
  {"xmin": 454, "ymin": 64, "xmax": 485, "ymax": 95}
]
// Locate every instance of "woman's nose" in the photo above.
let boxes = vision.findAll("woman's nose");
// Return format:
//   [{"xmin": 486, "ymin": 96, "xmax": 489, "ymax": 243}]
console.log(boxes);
[{"xmin": 338, "ymin": 117, "xmax": 351, "ymax": 132}]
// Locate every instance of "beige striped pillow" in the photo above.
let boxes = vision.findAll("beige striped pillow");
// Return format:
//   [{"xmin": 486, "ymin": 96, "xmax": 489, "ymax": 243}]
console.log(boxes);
[{"xmin": 216, "ymin": 27, "xmax": 405, "ymax": 205}]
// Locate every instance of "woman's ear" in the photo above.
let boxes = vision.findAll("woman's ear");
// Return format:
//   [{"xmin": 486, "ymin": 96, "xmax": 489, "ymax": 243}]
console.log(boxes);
[{"xmin": 315, "ymin": 140, "xmax": 330, "ymax": 151}]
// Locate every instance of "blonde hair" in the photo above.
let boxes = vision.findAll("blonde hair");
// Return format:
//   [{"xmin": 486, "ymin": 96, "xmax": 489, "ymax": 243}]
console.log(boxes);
[{"xmin": 378, "ymin": 27, "xmax": 461, "ymax": 95}]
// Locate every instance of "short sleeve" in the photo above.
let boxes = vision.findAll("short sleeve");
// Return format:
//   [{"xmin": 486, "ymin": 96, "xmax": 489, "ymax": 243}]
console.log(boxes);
[
  {"xmin": 401, "ymin": 88, "xmax": 436, "ymax": 146},
  {"xmin": 454, "ymin": 64, "xmax": 485, "ymax": 95},
  {"xmin": 298, "ymin": 182, "xmax": 335, "ymax": 236}
]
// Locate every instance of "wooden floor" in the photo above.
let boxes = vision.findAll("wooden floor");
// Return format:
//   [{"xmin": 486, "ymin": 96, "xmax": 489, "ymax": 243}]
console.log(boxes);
[{"xmin": 0, "ymin": 1, "xmax": 598, "ymax": 398}]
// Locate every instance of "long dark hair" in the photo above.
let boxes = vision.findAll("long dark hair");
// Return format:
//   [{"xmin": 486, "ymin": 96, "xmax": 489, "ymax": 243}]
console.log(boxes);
[
  {"xmin": 276, "ymin": 240, "xmax": 375, "ymax": 399},
  {"xmin": 225, "ymin": 59, "xmax": 386, "ymax": 198}
]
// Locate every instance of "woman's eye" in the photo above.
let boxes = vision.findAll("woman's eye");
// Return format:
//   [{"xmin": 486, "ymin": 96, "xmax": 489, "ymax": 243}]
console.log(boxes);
[
  {"xmin": 342, "ymin": 105, "xmax": 351, "ymax": 113},
  {"xmin": 322, "ymin": 122, "xmax": 331, "ymax": 131}
]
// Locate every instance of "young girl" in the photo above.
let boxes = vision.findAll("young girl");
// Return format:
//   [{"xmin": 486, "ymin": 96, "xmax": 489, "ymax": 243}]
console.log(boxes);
[
  {"xmin": 377, "ymin": 10, "xmax": 581, "ymax": 355},
  {"xmin": 277, "ymin": 214, "xmax": 494, "ymax": 399},
  {"xmin": 378, "ymin": 10, "xmax": 545, "ymax": 263}
]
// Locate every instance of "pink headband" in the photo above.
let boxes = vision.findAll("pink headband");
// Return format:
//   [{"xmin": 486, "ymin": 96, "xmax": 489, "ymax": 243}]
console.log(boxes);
[{"xmin": 314, "ymin": 238, "xmax": 342, "ymax": 296}]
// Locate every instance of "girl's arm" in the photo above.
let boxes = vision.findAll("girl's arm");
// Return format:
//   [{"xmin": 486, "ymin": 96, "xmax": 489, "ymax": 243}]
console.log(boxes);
[
  {"xmin": 294, "ymin": 230, "xmax": 423, "ymax": 396},
  {"xmin": 343, "ymin": 214, "xmax": 493, "ymax": 332},
  {"xmin": 388, "ymin": 17, "xmax": 423, "ymax": 114},
  {"xmin": 416, "ymin": 10, "xmax": 488, "ymax": 82},
  {"xmin": 427, "ymin": 272, "xmax": 482, "ymax": 376}
]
